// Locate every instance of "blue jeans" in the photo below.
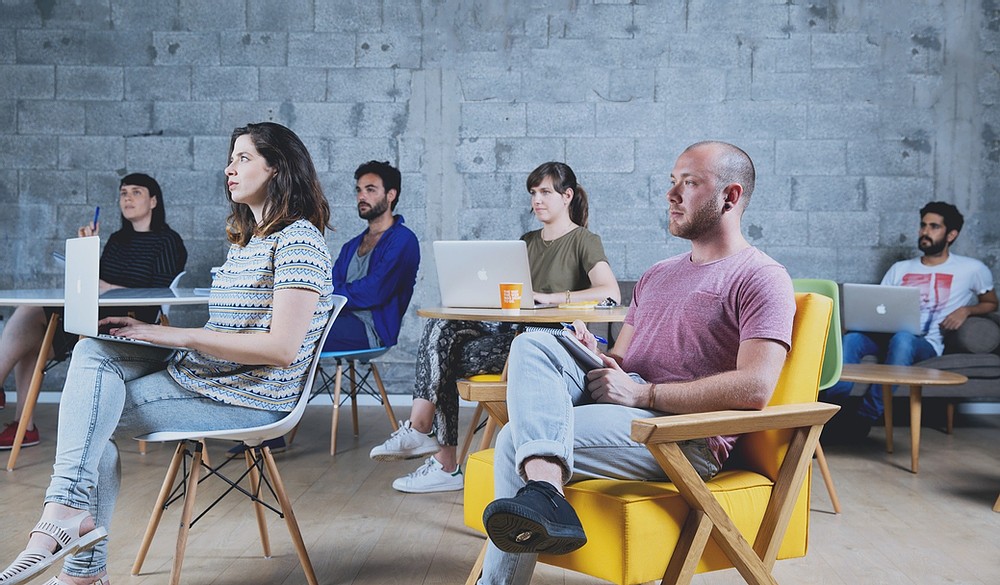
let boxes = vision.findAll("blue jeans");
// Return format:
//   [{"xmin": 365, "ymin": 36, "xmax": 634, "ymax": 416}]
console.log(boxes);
[
  {"xmin": 479, "ymin": 332, "xmax": 719, "ymax": 585},
  {"xmin": 823, "ymin": 331, "xmax": 937, "ymax": 421},
  {"xmin": 321, "ymin": 310, "xmax": 374, "ymax": 352},
  {"xmin": 44, "ymin": 339, "xmax": 284, "ymax": 579}
]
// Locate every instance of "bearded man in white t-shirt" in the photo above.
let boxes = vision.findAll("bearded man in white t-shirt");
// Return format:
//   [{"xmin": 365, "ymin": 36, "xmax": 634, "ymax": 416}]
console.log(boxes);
[{"xmin": 824, "ymin": 201, "xmax": 998, "ymax": 440}]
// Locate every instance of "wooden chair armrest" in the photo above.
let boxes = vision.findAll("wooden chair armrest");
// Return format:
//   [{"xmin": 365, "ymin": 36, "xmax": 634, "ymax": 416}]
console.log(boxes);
[
  {"xmin": 630, "ymin": 402, "xmax": 840, "ymax": 445},
  {"xmin": 457, "ymin": 379, "xmax": 508, "ymax": 402}
]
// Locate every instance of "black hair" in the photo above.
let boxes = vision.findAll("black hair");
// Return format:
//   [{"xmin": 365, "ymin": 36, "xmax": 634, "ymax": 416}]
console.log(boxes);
[
  {"xmin": 920, "ymin": 201, "xmax": 964, "ymax": 235},
  {"xmin": 118, "ymin": 173, "xmax": 168, "ymax": 232},
  {"xmin": 354, "ymin": 160, "xmax": 402, "ymax": 211}
]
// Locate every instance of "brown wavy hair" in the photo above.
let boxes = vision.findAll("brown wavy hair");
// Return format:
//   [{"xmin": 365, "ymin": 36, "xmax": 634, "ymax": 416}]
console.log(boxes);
[
  {"xmin": 225, "ymin": 122, "xmax": 330, "ymax": 246},
  {"xmin": 526, "ymin": 161, "xmax": 589, "ymax": 228}
]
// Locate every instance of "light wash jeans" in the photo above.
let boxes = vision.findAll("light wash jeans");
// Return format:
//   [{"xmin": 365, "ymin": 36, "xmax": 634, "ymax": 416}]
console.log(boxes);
[
  {"xmin": 479, "ymin": 332, "xmax": 719, "ymax": 585},
  {"xmin": 44, "ymin": 339, "xmax": 284, "ymax": 579},
  {"xmin": 823, "ymin": 331, "xmax": 937, "ymax": 421}
]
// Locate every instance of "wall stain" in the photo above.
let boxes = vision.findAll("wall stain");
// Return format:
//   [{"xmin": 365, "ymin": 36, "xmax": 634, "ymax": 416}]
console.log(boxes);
[
  {"xmin": 747, "ymin": 224, "xmax": 763, "ymax": 240},
  {"xmin": 984, "ymin": 0, "xmax": 1000, "ymax": 32},
  {"xmin": 911, "ymin": 28, "xmax": 942, "ymax": 51},
  {"xmin": 983, "ymin": 124, "xmax": 1000, "ymax": 162},
  {"xmin": 902, "ymin": 131, "xmax": 931, "ymax": 154},
  {"xmin": 349, "ymin": 103, "xmax": 364, "ymax": 137},
  {"xmin": 34, "ymin": 0, "xmax": 55, "ymax": 21},
  {"xmin": 279, "ymin": 102, "xmax": 296, "ymax": 128},
  {"xmin": 494, "ymin": 142, "xmax": 513, "ymax": 167}
]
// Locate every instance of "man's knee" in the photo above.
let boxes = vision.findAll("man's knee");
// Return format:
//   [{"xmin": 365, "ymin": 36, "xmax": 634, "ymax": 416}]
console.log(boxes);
[
  {"xmin": 509, "ymin": 331, "xmax": 561, "ymax": 362},
  {"xmin": 888, "ymin": 331, "xmax": 919, "ymax": 351}
]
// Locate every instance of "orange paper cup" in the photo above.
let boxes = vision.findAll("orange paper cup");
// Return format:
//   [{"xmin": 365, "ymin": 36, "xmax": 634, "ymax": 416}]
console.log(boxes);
[{"xmin": 499, "ymin": 282, "xmax": 523, "ymax": 312}]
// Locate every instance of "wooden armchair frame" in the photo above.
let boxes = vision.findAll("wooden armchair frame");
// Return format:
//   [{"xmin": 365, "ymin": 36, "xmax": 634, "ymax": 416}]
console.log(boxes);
[
  {"xmin": 629, "ymin": 403, "xmax": 837, "ymax": 584},
  {"xmin": 461, "ymin": 292, "xmax": 837, "ymax": 585},
  {"xmin": 460, "ymin": 395, "xmax": 838, "ymax": 585}
]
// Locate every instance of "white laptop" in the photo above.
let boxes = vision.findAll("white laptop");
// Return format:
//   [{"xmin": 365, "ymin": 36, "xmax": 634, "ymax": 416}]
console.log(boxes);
[
  {"xmin": 842, "ymin": 283, "xmax": 922, "ymax": 335},
  {"xmin": 433, "ymin": 240, "xmax": 553, "ymax": 309},
  {"xmin": 63, "ymin": 236, "xmax": 186, "ymax": 350}
]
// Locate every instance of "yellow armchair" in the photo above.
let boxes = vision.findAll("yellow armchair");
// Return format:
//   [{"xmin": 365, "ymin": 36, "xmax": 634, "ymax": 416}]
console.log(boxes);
[{"xmin": 462, "ymin": 292, "xmax": 837, "ymax": 585}]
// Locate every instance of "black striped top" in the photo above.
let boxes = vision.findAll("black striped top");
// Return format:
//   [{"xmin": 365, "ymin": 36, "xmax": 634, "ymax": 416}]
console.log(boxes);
[{"xmin": 99, "ymin": 228, "xmax": 188, "ymax": 322}]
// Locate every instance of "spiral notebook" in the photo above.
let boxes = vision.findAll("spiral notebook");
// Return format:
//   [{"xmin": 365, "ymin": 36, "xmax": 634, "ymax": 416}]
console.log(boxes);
[{"xmin": 523, "ymin": 326, "xmax": 604, "ymax": 370}]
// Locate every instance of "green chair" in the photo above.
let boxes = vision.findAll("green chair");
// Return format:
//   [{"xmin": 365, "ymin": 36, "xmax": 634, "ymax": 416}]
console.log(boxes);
[{"xmin": 792, "ymin": 278, "xmax": 843, "ymax": 513}]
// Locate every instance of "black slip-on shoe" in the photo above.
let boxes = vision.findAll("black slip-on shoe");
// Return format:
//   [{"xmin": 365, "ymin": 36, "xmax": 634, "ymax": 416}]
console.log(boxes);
[{"xmin": 483, "ymin": 480, "xmax": 587, "ymax": 555}]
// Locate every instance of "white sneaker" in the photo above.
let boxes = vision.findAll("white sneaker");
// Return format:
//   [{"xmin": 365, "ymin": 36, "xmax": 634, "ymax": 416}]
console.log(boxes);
[
  {"xmin": 392, "ymin": 456, "xmax": 464, "ymax": 493},
  {"xmin": 369, "ymin": 420, "xmax": 440, "ymax": 461}
]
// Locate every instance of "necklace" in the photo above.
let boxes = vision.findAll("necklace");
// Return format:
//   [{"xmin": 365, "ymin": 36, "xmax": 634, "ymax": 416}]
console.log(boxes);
[{"xmin": 540, "ymin": 225, "xmax": 576, "ymax": 247}]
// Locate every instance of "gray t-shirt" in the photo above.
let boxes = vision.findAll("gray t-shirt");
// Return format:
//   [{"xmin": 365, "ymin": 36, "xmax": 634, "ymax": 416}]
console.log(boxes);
[{"xmin": 346, "ymin": 249, "xmax": 381, "ymax": 348}]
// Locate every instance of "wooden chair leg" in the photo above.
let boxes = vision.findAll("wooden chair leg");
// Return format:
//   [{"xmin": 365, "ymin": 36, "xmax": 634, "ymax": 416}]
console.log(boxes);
[
  {"xmin": 459, "ymin": 403, "xmax": 486, "ymax": 463},
  {"xmin": 262, "ymin": 447, "xmax": 319, "ymax": 585},
  {"xmin": 370, "ymin": 362, "xmax": 398, "ymax": 431},
  {"xmin": 477, "ymin": 417, "xmax": 498, "ymax": 452},
  {"xmin": 994, "ymin": 492, "xmax": 1000, "ymax": 512},
  {"xmin": 330, "ymin": 364, "xmax": 345, "ymax": 456},
  {"xmin": 138, "ymin": 440, "xmax": 147, "ymax": 455},
  {"xmin": 170, "ymin": 443, "xmax": 204, "ymax": 585},
  {"xmin": 814, "ymin": 442, "xmax": 841, "ymax": 514},
  {"xmin": 946, "ymin": 402, "xmax": 955, "ymax": 435},
  {"xmin": 132, "ymin": 442, "xmax": 186, "ymax": 575},
  {"xmin": 465, "ymin": 540, "xmax": 488, "ymax": 585},
  {"xmin": 7, "ymin": 313, "xmax": 59, "ymax": 471},
  {"xmin": 245, "ymin": 449, "xmax": 271, "ymax": 557},
  {"xmin": 349, "ymin": 361, "xmax": 360, "ymax": 437}
]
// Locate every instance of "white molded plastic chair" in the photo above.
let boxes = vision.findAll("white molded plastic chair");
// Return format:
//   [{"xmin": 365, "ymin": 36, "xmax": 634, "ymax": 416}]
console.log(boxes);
[
  {"xmin": 158, "ymin": 271, "xmax": 187, "ymax": 324},
  {"xmin": 130, "ymin": 295, "xmax": 347, "ymax": 585}
]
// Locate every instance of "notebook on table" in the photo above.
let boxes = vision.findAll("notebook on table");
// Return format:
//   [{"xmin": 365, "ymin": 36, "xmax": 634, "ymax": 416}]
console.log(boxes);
[
  {"xmin": 841, "ymin": 283, "xmax": 922, "ymax": 335},
  {"xmin": 433, "ymin": 240, "xmax": 555, "ymax": 309},
  {"xmin": 63, "ymin": 236, "xmax": 188, "ymax": 350}
]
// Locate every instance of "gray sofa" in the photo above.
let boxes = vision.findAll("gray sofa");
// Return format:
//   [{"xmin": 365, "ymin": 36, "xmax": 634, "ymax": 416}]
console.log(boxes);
[
  {"xmin": 914, "ymin": 313, "xmax": 1000, "ymax": 431},
  {"xmin": 598, "ymin": 282, "xmax": 1000, "ymax": 433}
]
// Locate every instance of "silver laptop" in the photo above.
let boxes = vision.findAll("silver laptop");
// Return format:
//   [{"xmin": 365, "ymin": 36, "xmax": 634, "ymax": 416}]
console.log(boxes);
[
  {"xmin": 842, "ymin": 283, "xmax": 922, "ymax": 335},
  {"xmin": 433, "ymin": 240, "xmax": 550, "ymax": 309},
  {"xmin": 63, "ymin": 236, "xmax": 186, "ymax": 350}
]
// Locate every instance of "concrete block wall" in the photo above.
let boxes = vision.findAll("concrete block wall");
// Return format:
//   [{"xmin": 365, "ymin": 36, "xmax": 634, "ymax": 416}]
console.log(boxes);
[{"xmin": 1, "ymin": 0, "xmax": 998, "ymax": 393}]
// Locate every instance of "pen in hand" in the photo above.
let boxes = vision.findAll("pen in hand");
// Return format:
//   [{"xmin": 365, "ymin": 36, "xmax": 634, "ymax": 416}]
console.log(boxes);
[
  {"xmin": 93, "ymin": 206, "xmax": 100, "ymax": 230},
  {"xmin": 561, "ymin": 322, "xmax": 608, "ymax": 345}
]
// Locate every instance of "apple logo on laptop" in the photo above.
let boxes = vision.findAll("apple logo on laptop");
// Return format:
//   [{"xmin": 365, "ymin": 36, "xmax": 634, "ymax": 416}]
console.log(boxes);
[
  {"xmin": 477, "ymin": 268, "xmax": 488, "ymax": 281},
  {"xmin": 876, "ymin": 303, "xmax": 887, "ymax": 315}
]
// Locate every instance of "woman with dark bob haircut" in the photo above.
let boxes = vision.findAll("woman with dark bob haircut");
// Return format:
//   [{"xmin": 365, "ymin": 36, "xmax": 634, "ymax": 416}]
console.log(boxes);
[
  {"xmin": 0, "ymin": 122, "xmax": 334, "ymax": 585},
  {"xmin": 0, "ymin": 173, "xmax": 187, "ymax": 451}
]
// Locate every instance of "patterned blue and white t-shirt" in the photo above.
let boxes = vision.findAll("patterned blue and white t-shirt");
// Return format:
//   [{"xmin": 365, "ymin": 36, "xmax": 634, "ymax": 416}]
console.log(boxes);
[{"xmin": 168, "ymin": 219, "xmax": 334, "ymax": 411}]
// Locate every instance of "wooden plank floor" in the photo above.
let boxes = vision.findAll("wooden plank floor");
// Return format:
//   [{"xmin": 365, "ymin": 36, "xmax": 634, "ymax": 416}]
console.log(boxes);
[{"xmin": 2, "ymin": 404, "xmax": 998, "ymax": 584}]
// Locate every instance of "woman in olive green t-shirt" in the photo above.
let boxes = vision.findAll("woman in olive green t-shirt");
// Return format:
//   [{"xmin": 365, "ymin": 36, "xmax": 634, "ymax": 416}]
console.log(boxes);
[{"xmin": 372, "ymin": 162, "xmax": 622, "ymax": 494}]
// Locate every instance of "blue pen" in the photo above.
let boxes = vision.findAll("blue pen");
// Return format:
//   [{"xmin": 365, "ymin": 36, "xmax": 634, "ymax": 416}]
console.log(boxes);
[
  {"xmin": 93, "ymin": 206, "xmax": 100, "ymax": 229},
  {"xmin": 560, "ymin": 322, "xmax": 608, "ymax": 345}
]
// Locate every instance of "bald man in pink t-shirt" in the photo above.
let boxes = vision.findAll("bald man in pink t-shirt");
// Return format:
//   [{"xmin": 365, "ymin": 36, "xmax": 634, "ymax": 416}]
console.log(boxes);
[{"xmin": 477, "ymin": 142, "xmax": 796, "ymax": 585}]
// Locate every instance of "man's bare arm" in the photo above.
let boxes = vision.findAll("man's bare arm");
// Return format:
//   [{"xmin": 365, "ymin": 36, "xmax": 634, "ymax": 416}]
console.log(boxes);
[{"xmin": 939, "ymin": 289, "xmax": 999, "ymax": 331}]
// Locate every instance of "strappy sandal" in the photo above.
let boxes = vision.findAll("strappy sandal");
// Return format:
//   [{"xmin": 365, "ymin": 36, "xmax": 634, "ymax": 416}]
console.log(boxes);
[
  {"xmin": 41, "ymin": 576, "xmax": 109, "ymax": 585},
  {"xmin": 0, "ymin": 510, "xmax": 108, "ymax": 585}
]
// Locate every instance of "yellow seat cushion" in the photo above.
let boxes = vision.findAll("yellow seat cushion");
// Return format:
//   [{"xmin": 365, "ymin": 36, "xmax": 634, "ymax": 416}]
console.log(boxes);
[
  {"xmin": 464, "ymin": 449, "xmax": 810, "ymax": 585},
  {"xmin": 466, "ymin": 373, "xmax": 504, "ymax": 382}
]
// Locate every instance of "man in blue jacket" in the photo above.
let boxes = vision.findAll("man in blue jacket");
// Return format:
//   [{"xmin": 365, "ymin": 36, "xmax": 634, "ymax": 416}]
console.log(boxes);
[{"xmin": 324, "ymin": 160, "xmax": 420, "ymax": 352}]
